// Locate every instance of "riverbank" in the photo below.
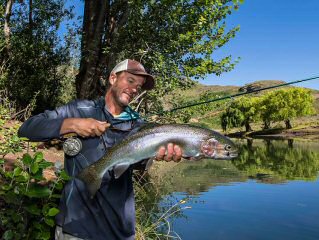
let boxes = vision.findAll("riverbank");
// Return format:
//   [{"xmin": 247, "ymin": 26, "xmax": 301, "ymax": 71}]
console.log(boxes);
[
  {"xmin": 226, "ymin": 114, "xmax": 319, "ymax": 140},
  {"xmin": 255, "ymin": 126, "xmax": 319, "ymax": 140},
  {"xmin": 227, "ymin": 125, "xmax": 319, "ymax": 140}
]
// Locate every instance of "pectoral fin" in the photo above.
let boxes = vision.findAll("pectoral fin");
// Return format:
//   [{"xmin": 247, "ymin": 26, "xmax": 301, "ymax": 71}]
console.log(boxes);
[
  {"xmin": 113, "ymin": 162, "xmax": 130, "ymax": 179},
  {"xmin": 182, "ymin": 153, "xmax": 204, "ymax": 161},
  {"xmin": 145, "ymin": 157, "xmax": 155, "ymax": 171}
]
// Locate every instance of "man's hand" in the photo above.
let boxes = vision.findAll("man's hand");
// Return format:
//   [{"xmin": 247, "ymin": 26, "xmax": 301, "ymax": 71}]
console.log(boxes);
[
  {"xmin": 155, "ymin": 143, "xmax": 182, "ymax": 162},
  {"xmin": 60, "ymin": 118, "xmax": 110, "ymax": 137}
]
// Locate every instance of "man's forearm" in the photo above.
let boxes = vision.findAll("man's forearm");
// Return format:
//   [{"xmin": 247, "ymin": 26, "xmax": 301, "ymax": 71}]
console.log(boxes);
[
  {"xmin": 60, "ymin": 118, "xmax": 110, "ymax": 138},
  {"xmin": 60, "ymin": 118, "xmax": 80, "ymax": 135}
]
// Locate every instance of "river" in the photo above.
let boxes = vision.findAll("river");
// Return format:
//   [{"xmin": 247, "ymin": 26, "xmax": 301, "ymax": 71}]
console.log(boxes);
[{"xmin": 154, "ymin": 139, "xmax": 319, "ymax": 240}]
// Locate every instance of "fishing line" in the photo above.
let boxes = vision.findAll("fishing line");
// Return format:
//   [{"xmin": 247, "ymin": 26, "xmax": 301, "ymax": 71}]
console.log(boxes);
[
  {"xmin": 62, "ymin": 75, "xmax": 318, "ymax": 153},
  {"xmin": 109, "ymin": 75, "xmax": 319, "ymax": 126},
  {"xmin": 145, "ymin": 75, "xmax": 319, "ymax": 117}
]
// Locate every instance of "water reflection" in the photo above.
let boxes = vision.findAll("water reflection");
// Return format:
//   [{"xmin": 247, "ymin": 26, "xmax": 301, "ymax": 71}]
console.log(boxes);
[
  {"xmin": 233, "ymin": 139, "xmax": 319, "ymax": 181},
  {"xmin": 151, "ymin": 139, "xmax": 319, "ymax": 240},
  {"xmin": 152, "ymin": 139, "xmax": 319, "ymax": 195}
]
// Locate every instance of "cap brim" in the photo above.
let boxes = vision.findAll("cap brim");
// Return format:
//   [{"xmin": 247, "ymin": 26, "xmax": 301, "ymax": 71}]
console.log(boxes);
[{"xmin": 126, "ymin": 70, "xmax": 155, "ymax": 90}]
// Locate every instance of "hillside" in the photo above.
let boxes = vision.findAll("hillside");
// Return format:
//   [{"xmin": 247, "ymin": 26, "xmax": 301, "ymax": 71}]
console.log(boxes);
[
  {"xmin": 165, "ymin": 80, "xmax": 293, "ymax": 108},
  {"xmin": 163, "ymin": 80, "xmax": 319, "ymax": 134},
  {"xmin": 178, "ymin": 79, "xmax": 317, "ymax": 100}
]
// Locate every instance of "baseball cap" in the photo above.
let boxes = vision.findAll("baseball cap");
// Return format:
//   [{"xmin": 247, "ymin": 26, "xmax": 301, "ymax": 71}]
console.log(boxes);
[{"xmin": 111, "ymin": 59, "xmax": 155, "ymax": 90}]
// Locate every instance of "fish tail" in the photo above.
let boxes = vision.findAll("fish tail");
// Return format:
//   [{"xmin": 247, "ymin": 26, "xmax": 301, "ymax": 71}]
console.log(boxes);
[{"xmin": 77, "ymin": 166, "xmax": 102, "ymax": 198}]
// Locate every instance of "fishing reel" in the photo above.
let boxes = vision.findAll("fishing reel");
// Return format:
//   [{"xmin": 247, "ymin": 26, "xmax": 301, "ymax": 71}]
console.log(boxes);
[{"xmin": 62, "ymin": 133, "xmax": 82, "ymax": 156}]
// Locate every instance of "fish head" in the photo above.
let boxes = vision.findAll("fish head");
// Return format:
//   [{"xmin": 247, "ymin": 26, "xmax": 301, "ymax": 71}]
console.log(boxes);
[{"xmin": 201, "ymin": 136, "xmax": 238, "ymax": 160}]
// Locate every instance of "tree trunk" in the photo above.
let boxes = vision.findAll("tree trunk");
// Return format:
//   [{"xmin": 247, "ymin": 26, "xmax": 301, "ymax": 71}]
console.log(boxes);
[
  {"xmin": 247, "ymin": 138, "xmax": 253, "ymax": 151},
  {"xmin": 29, "ymin": 0, "xmax": 33, "ymax": 29},
  {"xmin": 4, "ymin": 0, "xmax": 14, "ymax": 55},
  {"xmin": 263, "ymin": 120, "xmax": 270, "ymax": 129},
  {"xmin": 288, "ymin": 139, "xmax": 294, "ymax": 148},
  {"xmin": 264, "ymin": 139, "xmax": 272, "ymax": 150},
  {"xmin": 75, "ymin": 0, "xmax": 108, "ymax": 99},
  {"xmin": 76, "ymin": 0, "xmax": 130, "ymax": 99},
  {"xmin": 285, "ymin": 119, "xmax": 292, "ymax": 129},
  {"xmin": 244, "ymin": 122, "xmax": 252, "ymax": 132}
]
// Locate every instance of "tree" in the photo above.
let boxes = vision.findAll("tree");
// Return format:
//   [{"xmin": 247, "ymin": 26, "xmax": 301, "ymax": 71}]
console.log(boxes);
[
  {"xmin": 3, "ymin": 0, "xmax": 13, "ymax": 54},
  {"xmin": 76, "ymin": 0, "xmax": 242, "ymax": 112},
  {"xmin": 260, "ymin": 88, "xmax": 315, "ymax": 129},
  {"xmin": 0, "ymin": 0, "xmax": 74, "ymax": 113},
  {"xmin": 221, "ymin": 96, "xmax": 260, "ymax": 132}
]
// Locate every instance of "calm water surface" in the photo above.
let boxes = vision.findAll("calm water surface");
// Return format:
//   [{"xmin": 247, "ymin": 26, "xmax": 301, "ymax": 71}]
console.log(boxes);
[{"xmin": 159, "ymin": 139, "xmax": 319, "ymax": 240}]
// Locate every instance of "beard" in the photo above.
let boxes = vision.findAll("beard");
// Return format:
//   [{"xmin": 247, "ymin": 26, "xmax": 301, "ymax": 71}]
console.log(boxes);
[{"xmin": 110, "ymin": 86, "xmax": 134, "ymax": 107}]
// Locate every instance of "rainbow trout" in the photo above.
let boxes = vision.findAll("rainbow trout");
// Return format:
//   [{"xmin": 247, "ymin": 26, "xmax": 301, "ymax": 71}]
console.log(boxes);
[{"xmin": 77, "ymin": 124, "xmax": 238, "ymax": 197}]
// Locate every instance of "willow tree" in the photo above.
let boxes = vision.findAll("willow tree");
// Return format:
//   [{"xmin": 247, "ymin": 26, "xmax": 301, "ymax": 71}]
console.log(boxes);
[
  {"xmin": 260, "ymin": 88, "xmax": 315, "ymax": 129},
  {"xmin": 221, "ymin": 96, "xmax": 261, "ymax": 132},
  {"xmin": 76, "ymin": 0, "xmax": 242, "ymax": 113}
]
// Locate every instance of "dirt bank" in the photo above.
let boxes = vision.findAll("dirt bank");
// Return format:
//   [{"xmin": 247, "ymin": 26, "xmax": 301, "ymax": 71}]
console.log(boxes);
[{"xmin": 228, "ymin": 125, "xmax": 319, "ymax": 140}]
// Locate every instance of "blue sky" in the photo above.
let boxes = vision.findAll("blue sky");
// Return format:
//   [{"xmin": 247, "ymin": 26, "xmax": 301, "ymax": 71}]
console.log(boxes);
[
  {"xmin": 201, "ymin": 0, "xmax": 319, "ymax": 90},
  {"xmin": 65, "ymin": 0, "xmax": 319, "ymax": 90}
]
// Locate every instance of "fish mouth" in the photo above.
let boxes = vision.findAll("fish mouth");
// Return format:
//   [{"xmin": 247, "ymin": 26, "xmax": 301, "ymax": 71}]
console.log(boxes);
[
  {"xmin": 225, "ymin": 150, "xmax": 238, "ymax": 159},
  {"xmin": 212, "ymin": 151, "xmax": 238, "ymax": 160}
]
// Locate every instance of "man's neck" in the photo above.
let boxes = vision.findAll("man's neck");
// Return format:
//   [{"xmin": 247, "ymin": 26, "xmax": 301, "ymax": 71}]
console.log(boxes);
[{"xmin": 105, "ymin": 92, "xmax": 124, "ymax": 116}]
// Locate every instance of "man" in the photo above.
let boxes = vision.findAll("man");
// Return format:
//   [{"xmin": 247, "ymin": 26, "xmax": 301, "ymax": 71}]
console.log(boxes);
[{"xmin": 18, "ymin": 59, "xmax": 182, "ymax": 240}]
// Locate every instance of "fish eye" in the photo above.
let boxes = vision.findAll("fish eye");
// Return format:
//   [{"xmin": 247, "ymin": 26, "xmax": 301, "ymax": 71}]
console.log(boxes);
[{"xmin": 224, "ymin": 145, "xmax": 232, "ymax": 151}]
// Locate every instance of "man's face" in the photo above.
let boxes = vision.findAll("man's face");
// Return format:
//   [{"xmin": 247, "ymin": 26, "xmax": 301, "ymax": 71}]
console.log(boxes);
[{"xmin": 109, "ymin": 71, "xmax": 145, "ymax": 107}]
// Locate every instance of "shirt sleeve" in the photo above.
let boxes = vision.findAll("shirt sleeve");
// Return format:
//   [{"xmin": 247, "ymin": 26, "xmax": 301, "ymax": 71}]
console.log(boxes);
[{"xmin": 18, "ymin": 102, "xmax": 76, "ymax": 141}]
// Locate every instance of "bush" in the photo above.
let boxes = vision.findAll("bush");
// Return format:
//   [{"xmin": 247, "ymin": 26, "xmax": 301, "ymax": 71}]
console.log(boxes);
[
  {"xmin": 0, "ymin": 153, "xmax": 69, "ymax": 240},
  {"xmin": 0, "ymin": 101, "xmax": 68, "ymax": 239}
]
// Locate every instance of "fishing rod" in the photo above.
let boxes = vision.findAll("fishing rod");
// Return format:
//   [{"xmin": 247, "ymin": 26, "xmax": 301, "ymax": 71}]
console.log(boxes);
[
  {"xmin": 107, "ymin": 75, "xmax": 319, "ymax": 124},
  {"xmin": 148, "ymin": 75, "xmax": 319, "ymax": 117},
  {"xmin": 62, "ymin": 75, "xmax": 318, "ymax": 155}
]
